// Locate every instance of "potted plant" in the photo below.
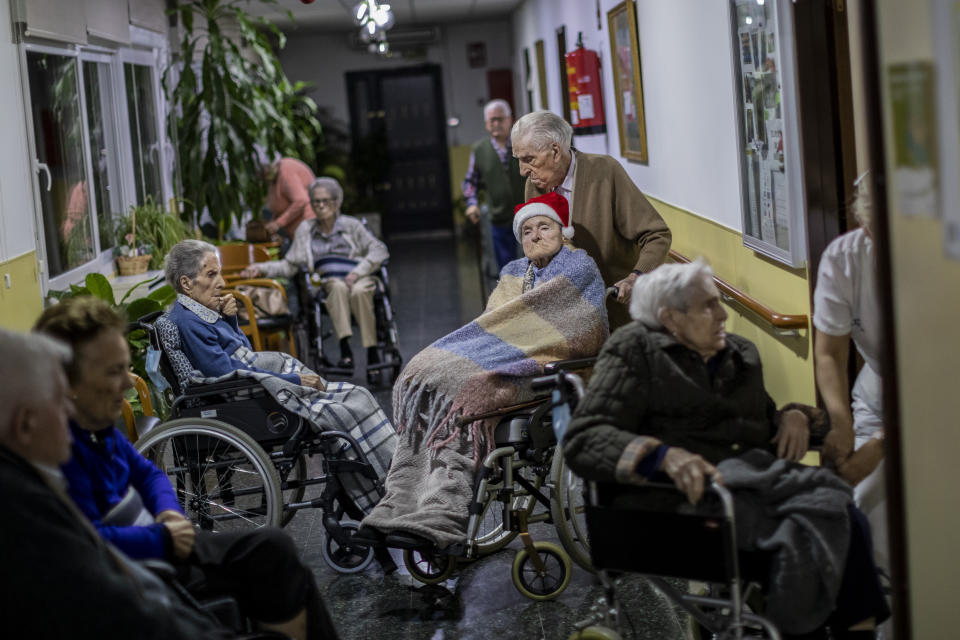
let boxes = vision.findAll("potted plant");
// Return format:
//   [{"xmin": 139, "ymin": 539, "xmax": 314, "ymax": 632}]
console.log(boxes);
[
  {"xmin": 113, "ymin": 206, "xmax": 153, "ymax": 276},
  {"xmin": 114, "ymin": 196, "xmax": 191, "ymax": 272}
]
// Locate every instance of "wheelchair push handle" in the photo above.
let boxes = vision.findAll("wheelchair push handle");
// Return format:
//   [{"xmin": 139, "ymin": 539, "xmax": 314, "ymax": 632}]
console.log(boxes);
[{"xmin": 530, "ymin": 371, "xmax": 587, "ymax": 405}]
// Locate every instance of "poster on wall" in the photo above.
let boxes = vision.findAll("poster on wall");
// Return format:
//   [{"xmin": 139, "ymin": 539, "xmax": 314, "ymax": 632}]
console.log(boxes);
[
  {"xmin": 728, "ymin": 0, "xmax": 805, "ymax": 267},
  {"xmin": 932, "ymin": 0, "xmax": 960, "ymax": 260},
  {"xmin": 607, "ymin": 0, "xmax": 649, "ymax": 163},
  {"xmin": 888, "ymin": 62, "xmax": 938, "ymax": 218}
]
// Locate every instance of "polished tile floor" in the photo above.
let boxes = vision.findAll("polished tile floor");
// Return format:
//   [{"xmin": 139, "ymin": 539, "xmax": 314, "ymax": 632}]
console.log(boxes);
[{"xmin": 285, "ymin": 231, "xmax": 690, "ymax": 640}]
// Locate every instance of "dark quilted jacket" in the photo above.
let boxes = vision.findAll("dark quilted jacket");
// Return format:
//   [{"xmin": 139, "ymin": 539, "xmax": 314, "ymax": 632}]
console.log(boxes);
[{"xmin": 565, "ymin": 321, "xmax": 779, "ymax": 481}]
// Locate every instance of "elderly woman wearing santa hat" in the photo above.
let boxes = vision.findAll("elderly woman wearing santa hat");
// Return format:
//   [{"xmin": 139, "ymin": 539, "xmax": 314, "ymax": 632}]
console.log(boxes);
[{"xmin": 357, "ymin": 192, "xmax": 610, "ymax": 551}]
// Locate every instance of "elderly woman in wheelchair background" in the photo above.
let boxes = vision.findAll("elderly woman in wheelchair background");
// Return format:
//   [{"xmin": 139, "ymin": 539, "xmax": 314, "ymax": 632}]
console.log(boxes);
[
  {"xmin": 564, "ymin": 259, "xmax": 890, "ymax": 639},
  {"xmin": 241, "ymin": 176, "xmax": 389, "ymax": 374},
  {"xmin": 357, "ymin": 192, "xmax": 609, "ymax": 554},
  {"xmin": 32, "ymin": 296, "xmax": 339, "ymax": 640},
  {"xmin": 164, "ymin": 238, "xmax": 397, "ymax": 516}
]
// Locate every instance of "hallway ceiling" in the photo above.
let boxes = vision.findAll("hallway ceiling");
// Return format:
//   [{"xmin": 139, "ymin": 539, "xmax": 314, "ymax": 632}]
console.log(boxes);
[{"xmin": 243, "ymin": 0, "xmax": 523, "ymax": 30}]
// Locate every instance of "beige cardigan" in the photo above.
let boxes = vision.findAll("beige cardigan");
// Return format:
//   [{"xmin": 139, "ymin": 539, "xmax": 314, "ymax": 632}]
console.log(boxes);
[{"xmin": 526, "ymin": 150, "xmax": 672, "ymax": 327}]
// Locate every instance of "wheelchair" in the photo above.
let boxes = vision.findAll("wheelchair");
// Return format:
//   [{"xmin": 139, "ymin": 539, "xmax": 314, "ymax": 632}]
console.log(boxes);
[
  {"xmin": 293, "ymin": 261, "xmax": 403, "ymax": 388},
  {"xmin": 131, "ymin": 311, "xmax": 387, "ymax": 575},
  {"xmin": 385, "ymin": 357, "xmax": 596, "ymax": 602},
  {"xmin": 533, "ymin": 372, "xmax": 781, "ymax": 640}
]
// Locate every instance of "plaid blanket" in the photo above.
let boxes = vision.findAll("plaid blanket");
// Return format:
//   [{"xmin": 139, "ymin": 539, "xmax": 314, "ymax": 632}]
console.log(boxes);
[
  {"xmin": 363, "ymin": 246, "xmax": 608, "ymax": 547},
  {"xmin": 195, "ymin": 348, "xmax": 396, "ymax": 513}
]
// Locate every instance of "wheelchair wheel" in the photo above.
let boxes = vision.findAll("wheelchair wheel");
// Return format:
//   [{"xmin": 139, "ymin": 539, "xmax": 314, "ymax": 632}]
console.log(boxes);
[
  {"xmin": 280, "ymin": 454, "xmax": 308, "ymax": 527},
  {"xmin": 567, "ymin": 626, "xmax": 623, "ymax": 640},
  {"xmin": 473, "ymin": 464, "xmax": 543, "ymax": 556},
  {"xmin": 402, "ymin": 548, "xmax": 457, "ymax": 585},
  {"xmin": 321, "ymin": 521, "xmax": 375, "ymax": 574},
  {"xmin": 550, "ymin": 450, "xmax": 593, "ymax": 571},
  {"xmin": 136, "ymin": 418, "xmax": 283, "ymax": 530},
  {"xmin": 512, "ymin": 541, "xmax": 572, "ymax": 601}
]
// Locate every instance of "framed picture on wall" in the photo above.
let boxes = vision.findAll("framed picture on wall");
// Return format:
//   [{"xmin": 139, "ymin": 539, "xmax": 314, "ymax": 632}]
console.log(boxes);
[
  {"xmin": 556, "ymin": 26, "xmax": 571, "ymax": 122},
  {"xmin": 534, "ymin": 39, "xmax": 549, "ymax": 109},
  {"xmin": 607, "ymin": 0, "xmax": 648, "ymax": 163}
]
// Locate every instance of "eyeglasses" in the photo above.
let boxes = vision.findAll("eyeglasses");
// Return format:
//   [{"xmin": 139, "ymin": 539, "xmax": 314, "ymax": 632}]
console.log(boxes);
[{"xmin": 311, "ymin": 198, "xmax": 337, "ymax": 207}]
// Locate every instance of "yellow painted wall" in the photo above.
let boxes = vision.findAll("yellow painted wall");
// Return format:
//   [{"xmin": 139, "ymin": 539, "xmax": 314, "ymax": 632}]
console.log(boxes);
[
  {"xmin": 651, "ymin": 197, "xmax": 815, "ymax": 407},
  {"xmin": 0, "ymin": 251, "xmax": 43, "ymax": 330},
  {"xmin": 876, "ymin": 0, "xmax": 960, "ymax": 635}
]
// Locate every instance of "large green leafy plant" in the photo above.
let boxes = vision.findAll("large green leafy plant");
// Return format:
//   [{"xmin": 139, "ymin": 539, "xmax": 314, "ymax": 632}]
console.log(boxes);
[
  {"xmin": 168, "ymin": 0, "xmax": 322, "ymax": 238},
  {"xmin": 49, "ymin": 273, "xmax": 177, "ymax": 418}
]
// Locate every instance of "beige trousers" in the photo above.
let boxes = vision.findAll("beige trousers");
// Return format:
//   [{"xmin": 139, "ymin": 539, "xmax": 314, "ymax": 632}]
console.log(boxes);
[{"xmin": 321, "ymin": 276, "xmax": 378, "ymax": 347}]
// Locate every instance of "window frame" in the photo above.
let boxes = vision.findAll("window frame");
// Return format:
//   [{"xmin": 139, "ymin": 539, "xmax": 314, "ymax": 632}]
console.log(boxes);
[{"xmin": 19, "ymin": 27, "xmax": 173, "ymax": 295}]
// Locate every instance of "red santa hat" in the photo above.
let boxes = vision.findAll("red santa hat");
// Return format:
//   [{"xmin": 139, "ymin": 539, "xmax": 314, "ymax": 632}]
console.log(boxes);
[{"xmin": 512, "ymin": 192, "xmax": 574, "ymax": 242}]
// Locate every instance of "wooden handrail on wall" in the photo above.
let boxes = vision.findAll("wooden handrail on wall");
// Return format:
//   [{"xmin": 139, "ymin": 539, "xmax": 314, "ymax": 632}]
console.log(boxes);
[{"xmin": 667, "ymin": 250, "xmax": 808, "ymax": 334}]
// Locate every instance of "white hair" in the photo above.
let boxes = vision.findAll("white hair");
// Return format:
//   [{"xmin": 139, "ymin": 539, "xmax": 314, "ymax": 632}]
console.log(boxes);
[
  {"xmin": 629, "ymin": 259, "xmax": 715, "ymax": 329},
  {"xmin": 0, "ymin": 328, "xmax": 71, "ymax": 439},
  {"xmin": 510, "ymin": 110, "xmax": 573, "ymax": 152},
  {"xmin": 309, "ymin": 177, "xmax": 344, "ymax": 210},
  {"xmin": 165, "ymin": 239, "xmax": 218, "ymax": 293},
  {"xmin": 483, "ymin": 99, "xmax": 512, "ymax": 119}
]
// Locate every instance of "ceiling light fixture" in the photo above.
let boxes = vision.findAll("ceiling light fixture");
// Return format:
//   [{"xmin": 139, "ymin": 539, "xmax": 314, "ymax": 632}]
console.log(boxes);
[{"xmin": 353, "ymin": 0, "xmax": 395, "ymax": 56}]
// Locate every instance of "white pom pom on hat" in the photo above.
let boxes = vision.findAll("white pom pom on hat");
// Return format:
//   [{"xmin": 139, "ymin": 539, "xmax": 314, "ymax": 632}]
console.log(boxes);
[{"xmin": 512, "ymin": 191, "xmax": 574, "ymax": 242}]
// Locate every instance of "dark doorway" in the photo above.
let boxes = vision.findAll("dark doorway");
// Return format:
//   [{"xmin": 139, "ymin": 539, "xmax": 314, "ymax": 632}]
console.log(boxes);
[{"xmin": 346, "ymin": 64, "xmax": 452, "ymax": 236}]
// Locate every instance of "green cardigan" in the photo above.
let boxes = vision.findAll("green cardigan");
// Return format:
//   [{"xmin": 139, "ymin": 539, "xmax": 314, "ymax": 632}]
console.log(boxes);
[{"xmin": 526, "ymin": 150, "xmax": 671, "ymax": 327}]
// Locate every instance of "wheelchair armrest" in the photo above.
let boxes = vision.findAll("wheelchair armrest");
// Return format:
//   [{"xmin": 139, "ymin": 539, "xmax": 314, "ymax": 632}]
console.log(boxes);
[
  {"xmin": 543, "ymin": 357, "xmax": 597, "ymax": 374},
  {"xmin": 172, "ymin": 377, "xmax": 266, "ymax": 411},
  {"xmin": 183, "ymin": 378, "xmax": 263, "ymax": 395}
]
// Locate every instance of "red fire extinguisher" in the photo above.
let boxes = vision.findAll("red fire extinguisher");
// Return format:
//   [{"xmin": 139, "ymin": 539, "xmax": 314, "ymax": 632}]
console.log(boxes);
[{"xmin": 565, "ymin": 33, "xmax": 606, "ymax": 135}]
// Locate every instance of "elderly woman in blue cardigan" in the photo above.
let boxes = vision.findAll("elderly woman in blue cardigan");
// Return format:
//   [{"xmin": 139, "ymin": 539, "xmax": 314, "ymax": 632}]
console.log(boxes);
[{"xmin": 165, "ymin": 239, "xmax": 396, "ymax": 516}]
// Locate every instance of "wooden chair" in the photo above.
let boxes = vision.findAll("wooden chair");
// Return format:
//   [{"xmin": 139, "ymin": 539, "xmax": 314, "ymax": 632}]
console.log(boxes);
[
  {"xmin": 217, "ymin": 243, "xmax": 271, "ymax": 275},
  {"xmin": 222, "ymin": 287, "xmax": 264, "ymax": 351},
  {"xmin": 121, "ymin": 373, "xmax": 155, "ymax": 442},
  {"xmin": 223, "ymin": 277, "xmax": 297, "ymax": 358}
]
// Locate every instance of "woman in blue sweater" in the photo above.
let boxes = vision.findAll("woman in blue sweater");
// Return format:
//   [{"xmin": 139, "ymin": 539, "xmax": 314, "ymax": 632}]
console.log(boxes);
[
  {"xmin": 164, "ymin": 239, "xmax": 396, "ymax": 516},
  {"xmin": 35, "ymin": 296, "xmax": 338, "ymax": 640}
]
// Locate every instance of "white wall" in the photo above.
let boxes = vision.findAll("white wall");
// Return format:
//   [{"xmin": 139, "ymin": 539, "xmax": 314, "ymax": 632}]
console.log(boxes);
[
  {"xmin": 0, "ymin": 0, "xmax": 38, "ymax": 262},
  {"xmin": 511, "ymin": 0, "xmax": 744, "ymax": 231},
  {"xmin": 277, "ymin": 19, "xmax": 514, "ymax": 147}
]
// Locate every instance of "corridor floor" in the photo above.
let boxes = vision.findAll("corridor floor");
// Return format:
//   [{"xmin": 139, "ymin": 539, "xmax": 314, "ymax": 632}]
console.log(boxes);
[{"xmin": 284, "ymin": 231, "xmax": 690, "ymax": 640}]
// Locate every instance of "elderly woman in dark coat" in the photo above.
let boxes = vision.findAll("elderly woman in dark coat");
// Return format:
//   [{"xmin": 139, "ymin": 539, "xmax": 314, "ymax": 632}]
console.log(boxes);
[{"xmin": 564, "ymin": 259, "xmax": 889, "ymax": 640}]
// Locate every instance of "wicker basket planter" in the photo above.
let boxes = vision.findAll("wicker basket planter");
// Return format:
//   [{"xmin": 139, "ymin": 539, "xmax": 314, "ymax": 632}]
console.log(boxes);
[{"xmin": 116, "ymin": 254, "xmax": 153, "ymax": 276}]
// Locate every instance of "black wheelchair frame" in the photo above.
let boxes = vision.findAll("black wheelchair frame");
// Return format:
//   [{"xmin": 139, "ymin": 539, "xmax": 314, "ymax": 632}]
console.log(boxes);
[
  {"xmin": 131, "ymin": 311, "xmax": 386, "ymax": 574},
  {"xmin": 533, "ymin": 371, "xmax": 781, "ymax": 640},
  {"xmin": 387, "ymin": 358, "xmax": 598, "ymax": 601},
  {"xmin": 293, "ymin": 262, "xmax": 403, "ymax": 388}
]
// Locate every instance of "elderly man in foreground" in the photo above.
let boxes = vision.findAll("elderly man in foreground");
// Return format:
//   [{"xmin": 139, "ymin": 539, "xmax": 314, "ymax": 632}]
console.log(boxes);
[
  {"xmin": 0, "ymin": 328, "xmax": 235, "ymax": 639},
  {"xmin": 564, "ymin": 260, "xmax": 889, "ymax": 639},
  {"xmin": 512, "ymin": 110, "xmax": 672, "ymax": 328}
]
